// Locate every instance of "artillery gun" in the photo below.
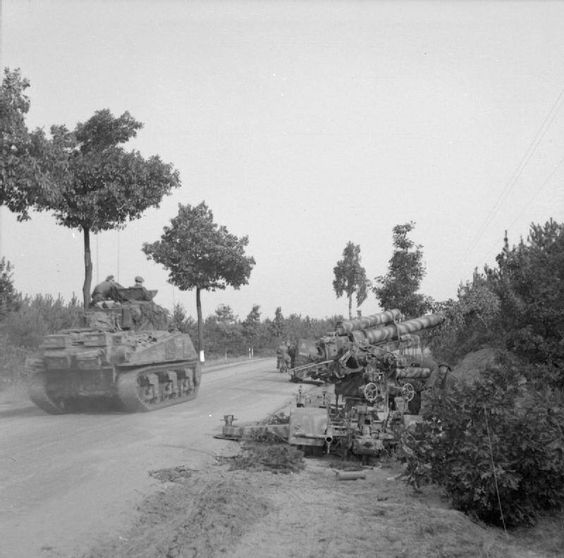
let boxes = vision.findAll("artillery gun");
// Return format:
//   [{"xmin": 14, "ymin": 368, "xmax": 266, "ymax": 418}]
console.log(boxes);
[
  {"xmin": 27, "ymin": 287, "xmax": 201, "ymax": 414},
  {"xmin": 286, "ymin": 310, "xmax": 445, "ymax": 457}
]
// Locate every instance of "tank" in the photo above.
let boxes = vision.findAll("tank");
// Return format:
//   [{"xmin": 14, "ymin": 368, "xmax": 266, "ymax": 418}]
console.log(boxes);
[{"xmin": 27, "ymin": 288, "xmax": 201, "ymax": 414}]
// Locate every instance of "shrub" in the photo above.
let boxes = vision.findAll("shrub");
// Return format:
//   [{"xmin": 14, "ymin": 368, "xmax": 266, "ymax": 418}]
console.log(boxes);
[
  {"xmin": 3, "ymin": 294, "xmax": 82, "ymax": 348},
  {"xmin": 402, "ymin": 359, "xmax": 564, "ymax": 527}
]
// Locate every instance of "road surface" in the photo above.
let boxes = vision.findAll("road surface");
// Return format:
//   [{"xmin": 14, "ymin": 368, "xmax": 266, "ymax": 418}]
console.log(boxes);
[{"xmin": 0, "ymin": 358, "xmax": 300, "ymax": 558}]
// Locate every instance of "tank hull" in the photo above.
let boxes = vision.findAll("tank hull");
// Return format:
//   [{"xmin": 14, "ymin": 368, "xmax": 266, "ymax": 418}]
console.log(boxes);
[{"xmin": 27, "ymin": 324, "xmax": 201, "ymax": 414}]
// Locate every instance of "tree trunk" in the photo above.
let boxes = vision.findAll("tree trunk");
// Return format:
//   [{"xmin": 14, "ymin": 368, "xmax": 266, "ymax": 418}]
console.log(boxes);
[
  {"xmin": 348, "ymin": 294, "xmax": 352, "ymax": 320},
  {"xmin": 82, "ymin": 226, "xmax": 92, "ymax": 310},
  {"xmin": 196, "ymin": 286, "xmax": 204, "ymax": 362}
]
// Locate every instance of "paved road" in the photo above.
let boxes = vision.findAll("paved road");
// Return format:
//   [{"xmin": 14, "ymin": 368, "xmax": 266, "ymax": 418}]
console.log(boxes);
[{"xmin": 0, "ymin": 358, "xmax": 300, "ymax": 558}]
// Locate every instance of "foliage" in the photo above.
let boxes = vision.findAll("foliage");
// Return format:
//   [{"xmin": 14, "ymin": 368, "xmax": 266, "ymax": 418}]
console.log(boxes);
[
  {"xmin": 34, "ymin": 108, "xmax": 180, "ymax": 307},
  {"xmin": 333, "ymin": 241, "xmax": 370, "ymax": 319},
  {"xmin": 373, "ymin": 222, "xmax": 429, "ymax": 317},
  {"xmin": 429, "ymin": 220, "xmax": 564, "ymax": 388},
  {"xmin": 170, "ymin": 303, "xmax": 197, "ymax": 336},
  {"xmin": 488, "ymin": 220, "xmax": 564, "ymax": 368},
  {"xmin": 204, "ymin": 304, "xmax": 244, "ymax": 357},
  {"xmin": 144, "ymin": 202, "xmax": 255, "ymax": 293},
  {"xmin": 143, "ymin": 202, "xmax": 255, "ymax": 354},
  {"xmin": 0, "ymin": 68, "xmax": 50, "ymax": 218},
  {"xmin": 223, "ymin": 442, "xmax": 305, "ymax": 474},
  {"xmin": 427, "ymin": 272, "xmax": 501, "ymax": 363},
  {"xmin": 402, "ymin": 360, "xmax": 564, "ymax": 527},
  {"xmin": 3, "ymin": 294, "xmax": 82, "ymax": 348},
  {"xmin": 0, "ymin": 294, "xmax": 83, "ymax": 387},
  {"xmin": 268, "ymin": 306, "xmax": 286, "ymax": 340},
  {"xmin": 0, "ymin": 258, "xmax": 20, "ymax": 318},
  {"xmin": 0, "ymin": 335, "xmax": 29, "ymax": 387},
  {"xmin": 242, "ymin": 304, "xmax": 261, "ymax": 348}
]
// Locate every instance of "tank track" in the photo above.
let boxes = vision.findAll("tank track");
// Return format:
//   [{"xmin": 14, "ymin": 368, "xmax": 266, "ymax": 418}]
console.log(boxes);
[
  {"xmin": 116, "ymin": 362, "xmax": 201, "ymax": 412},
  {"xmin": 28, "ymin": 371, "xmax": 69, "ymax": 415}
]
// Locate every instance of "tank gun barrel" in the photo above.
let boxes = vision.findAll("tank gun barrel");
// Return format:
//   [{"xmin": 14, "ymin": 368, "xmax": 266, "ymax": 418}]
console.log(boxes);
[
  {"xmin": 351, "ymin": 313, "xmax": 444, "ymax": 345},
  {"xmin": 335, "ymin": 309, "xmax": 402, "ymax": 335}
]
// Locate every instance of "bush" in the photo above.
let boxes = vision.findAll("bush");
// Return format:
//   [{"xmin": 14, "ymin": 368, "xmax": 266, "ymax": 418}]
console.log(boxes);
[
  {"xmin": 402, "ymin": 359, "xmax": 564, "ymax": 527},
  {"xmin": 3, "ymin": 294, "xmax": 82, "ymax": 348}
]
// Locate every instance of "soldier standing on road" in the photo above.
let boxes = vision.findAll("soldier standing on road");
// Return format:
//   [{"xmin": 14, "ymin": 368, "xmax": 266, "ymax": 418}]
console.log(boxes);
[{"xmin": 288, "ymin": 342, "xmax": 297, "ymax": 369}]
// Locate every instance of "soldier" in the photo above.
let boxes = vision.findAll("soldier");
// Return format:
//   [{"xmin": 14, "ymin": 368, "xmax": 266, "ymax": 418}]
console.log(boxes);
[
  {"xmin": 130, "ymin": 276, "xmax": 152, "ymax": 301},
  {"xmin": 420, "ymin": 363, "xmax": 456, "ymax": 417},
  {"xmin": 91, "ymin": 275, "xmax": 121, "ymax": 305},
  {"xmin": 287, "ymin": 341, "xmax": 297, "ymax": 369}
]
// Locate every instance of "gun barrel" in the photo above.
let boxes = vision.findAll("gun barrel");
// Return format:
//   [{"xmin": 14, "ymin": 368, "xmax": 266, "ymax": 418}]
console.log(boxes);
[
  {"xmin": 335, "ymin": 309, "xmax": 403, "ymax": 335},
  {"xmin": 351, "ymin": 314, "xmax": 444, "ymax": 344}
]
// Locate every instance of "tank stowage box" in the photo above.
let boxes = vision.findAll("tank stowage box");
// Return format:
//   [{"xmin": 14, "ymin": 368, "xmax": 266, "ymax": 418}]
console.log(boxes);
[{"xmin": 27, "ymin": 298, "xmax": 201, "ymax": 414}]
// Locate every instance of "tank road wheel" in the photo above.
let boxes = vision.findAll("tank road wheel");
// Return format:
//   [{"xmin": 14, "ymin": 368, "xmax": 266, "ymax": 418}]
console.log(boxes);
[
  {"xmin": 28, "ymin": 373, "xmax": 69, "ymax": 415},
  {"xmin": 401, "ymin": 382, "xmax": 415, "ymax": 402},
  {"xmin": 116, "ymin": 364, "xmax": 201, "ymax": 412}
]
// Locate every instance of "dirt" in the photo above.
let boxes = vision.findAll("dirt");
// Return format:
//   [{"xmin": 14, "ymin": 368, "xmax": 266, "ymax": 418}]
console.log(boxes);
[{"xmin": 82, "ymin": 448, "xmax": 563, "ymax": 558}]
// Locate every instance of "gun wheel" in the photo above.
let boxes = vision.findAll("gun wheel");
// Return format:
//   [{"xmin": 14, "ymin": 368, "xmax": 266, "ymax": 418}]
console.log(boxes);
[
  {"xmin": 363, "ymin": 382, "xmax": 379, "ymax": 402},
  {"xmin": 401, "ymin": 382, "xmax": 415, "ymax": 402}
]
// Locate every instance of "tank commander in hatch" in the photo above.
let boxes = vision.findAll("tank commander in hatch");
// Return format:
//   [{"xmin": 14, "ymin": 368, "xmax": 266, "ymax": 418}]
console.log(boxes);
[
  {"xmin": 90, "ymin": 275, "xmax": 121, "ymax": 306},
  {"xmin": 131, "ymin": 275, "xmax": 153, "ymax": 301}
]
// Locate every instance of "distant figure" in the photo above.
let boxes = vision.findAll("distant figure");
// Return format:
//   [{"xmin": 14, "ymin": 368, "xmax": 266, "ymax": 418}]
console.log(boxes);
[
  {"xmin": 288, "ymin": 342, "xmax": 297, "ymax": 369},
  {"xmin": 91, "ymin": 275, "xmax": 121, "ymax": 306},
  {"xmin": 130, "ymin": 276, "xmax": 152, "ymax": 301},
  {"xmin": 420, "ymin": 363, "xmax": 456, "ymax": 418},
  {"xmin": 276, "ymin": 342, "xmax": 291, "ymax": 371}
]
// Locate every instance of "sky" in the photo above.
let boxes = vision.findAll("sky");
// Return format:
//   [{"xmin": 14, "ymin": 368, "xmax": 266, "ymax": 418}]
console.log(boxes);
[{"xmin": 1, "ymin": 0, "xmax": 563, "ymax": 321}]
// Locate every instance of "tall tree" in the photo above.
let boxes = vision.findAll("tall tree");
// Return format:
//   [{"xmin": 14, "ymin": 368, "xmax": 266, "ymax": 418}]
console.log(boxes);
[
  {"xmin": 488, "ymin": 220, "xmax": 564, "ymax": 367},
  {"xmin": 268, "ymin": 306, "xmax": 286, "ymax": 341},
  {"xmin": 242, "ymin": 304, "xmax": 261, "ymax": 350},
  {"xmin": 373, "ymin": 222, "xmax": 428, "ymax": 317},
  {"xmin": 0, "ymin": 68, "xmax": 50, "ymax": 219},
  {"xmin": 33, "ymin": 109, "xmax": 180, "ymax": 308},
  {"xmin": 142, "ymin": 202, "xmax": 255, "ymax": 359},
  {"xmin": 333, "ymin": 241, "xmax": 369, "ymax": 319}
]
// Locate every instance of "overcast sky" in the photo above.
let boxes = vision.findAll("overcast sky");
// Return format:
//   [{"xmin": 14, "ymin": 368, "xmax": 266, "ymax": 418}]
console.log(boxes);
[{"xmin": 1, "ymin": 0, "xmax": 563, "ymax": 320}]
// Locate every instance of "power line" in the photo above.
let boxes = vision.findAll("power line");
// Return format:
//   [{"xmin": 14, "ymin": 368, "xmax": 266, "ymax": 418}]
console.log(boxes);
[
  {"xmin": 464, "ymin": 85, "xmax": 564, "ymax": 258},
  {"xmin": 473, "ymin": 152, "xmax": 564, "ymax": 262}
]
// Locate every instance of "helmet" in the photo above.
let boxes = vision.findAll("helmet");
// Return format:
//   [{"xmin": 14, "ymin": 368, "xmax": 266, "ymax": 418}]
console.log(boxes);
[{"xmin": 134, "ymin": 276, "xmax": 144, "ymax": 284}]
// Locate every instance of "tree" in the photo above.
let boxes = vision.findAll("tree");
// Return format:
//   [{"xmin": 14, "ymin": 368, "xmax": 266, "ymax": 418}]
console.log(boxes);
[
  {"xmin": 488, "ymin": 220, "xmax": 564, "ymax": 368},
  {"xmin": 333, "ymin": 242, "xmax": 369, "ymax": 319},
  {"xmin": 170, "ymin": 303, "xmax": 196, "ymax": 335},
  {"xmin": 268, "ymin": 306, "xmax": 286, "ymax": 341},
  {"xmin": 0, "ymin": 258, "xmax": 19, "ymax": 317},
  {"xmin": 0, "ymin": 68, "xmax": 49, "ymax": 219},
  {"xmin": 34, "ymin": 109, "xmax": 180, "ymax": 308},
  {"xmin": 373, "ymin": 222, "xmax": 429, "ymax": 317},
  {"xmin": 242, "ymin": 304, "xmax": 261, "ymax": 350},
  {"xmin": 142, "ymin": 202, "xmax": 255, "ymax": 359}
]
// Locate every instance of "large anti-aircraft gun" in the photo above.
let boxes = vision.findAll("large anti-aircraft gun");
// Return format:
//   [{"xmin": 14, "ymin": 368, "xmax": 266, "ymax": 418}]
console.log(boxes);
[{"xmin": 284, "ymin": 310, "xmax": 445, "ymax": 458}]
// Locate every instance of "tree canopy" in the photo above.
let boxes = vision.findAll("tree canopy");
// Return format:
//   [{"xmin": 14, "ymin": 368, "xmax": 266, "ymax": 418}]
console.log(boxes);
[
  {"xmin": 34, "ymin": 109, "xmax": 181, "ymax": 307},
  {"xmin": 332, "ymin": 241, "xmax": 369, "ymax": 319},
  {"xmin": 143, "ymin": 201, "xmax": 255, "ymax": 357},
  {"xmin": 0, "ymin": 68, "xmax": 49, "ymax": 218},
  {"xmin": 373, "ymin": 222, "xmax": 429, "ymax": 317}
]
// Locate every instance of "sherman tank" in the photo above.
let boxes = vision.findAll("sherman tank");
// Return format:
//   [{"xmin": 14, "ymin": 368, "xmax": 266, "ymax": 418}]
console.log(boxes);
[{"xmin": 27, "ymin": 287, "xmax": 201, "ymax": 414}]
